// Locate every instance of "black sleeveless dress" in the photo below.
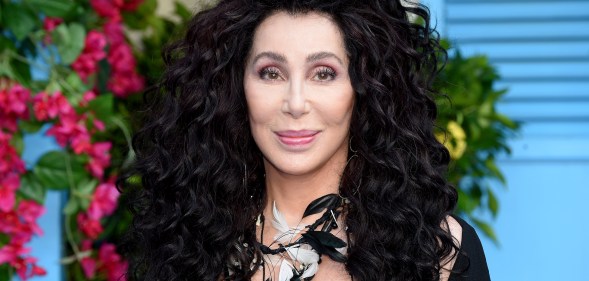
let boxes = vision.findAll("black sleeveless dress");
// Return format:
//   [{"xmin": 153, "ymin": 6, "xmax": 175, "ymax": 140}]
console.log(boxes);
[{"xmin": 448, "ymin": 215, "xmax": 492, "ymax": 281}]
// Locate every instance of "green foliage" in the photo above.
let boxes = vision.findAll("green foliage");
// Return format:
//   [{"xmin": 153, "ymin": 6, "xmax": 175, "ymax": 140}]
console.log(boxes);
[
  {"xmin": 434, "ymin": 44, "xmax": 521, "ymax": 243},
  {"xmin": 52, "ymin": 23, "xmax": 86, "ymax": 65}
]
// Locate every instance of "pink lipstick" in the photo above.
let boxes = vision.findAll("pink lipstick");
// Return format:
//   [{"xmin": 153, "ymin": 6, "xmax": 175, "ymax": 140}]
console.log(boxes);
[{"xmin": 275, "ymin": 130, "xmax": 320, "ymax": 147}]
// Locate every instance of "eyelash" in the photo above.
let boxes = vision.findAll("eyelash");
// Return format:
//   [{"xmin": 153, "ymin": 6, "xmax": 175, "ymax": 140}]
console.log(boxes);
[
  {"xmin": 257, "ymin": 66, "xmax": 337, "ymax": 81},
  {"xmin": 259, "ymin": 67, "xmax": 282, "ymax": 80},
  {"xmin": 313, "ymin": 67, "xmax": 336, "ymax": 81}
]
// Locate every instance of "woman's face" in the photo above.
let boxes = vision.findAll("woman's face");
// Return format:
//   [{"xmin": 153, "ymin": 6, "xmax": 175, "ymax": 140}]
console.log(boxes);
[{"xmin": 244, "ymin": 11, "xmax": 354, "ymax": 177}]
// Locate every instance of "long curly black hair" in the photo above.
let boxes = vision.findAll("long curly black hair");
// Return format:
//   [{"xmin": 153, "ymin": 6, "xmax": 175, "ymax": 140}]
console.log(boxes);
[{"xmin": 118, "ymin": 0, "xmax": 460, "ymax": 280}]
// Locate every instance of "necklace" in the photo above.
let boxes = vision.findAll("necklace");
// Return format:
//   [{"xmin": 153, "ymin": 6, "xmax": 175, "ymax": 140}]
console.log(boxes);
[{"xmin": 257, "ymin": 194, "xmax": 348, "ymax": 281}]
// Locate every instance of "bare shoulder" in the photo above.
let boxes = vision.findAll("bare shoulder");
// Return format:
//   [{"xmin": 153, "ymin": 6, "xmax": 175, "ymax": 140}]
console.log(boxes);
[
  {"xmin": 439, "ymin": 215, "xmax": 463, "ymax": 281},
  {"xmin": 445, "ymin": 215, "xmax": 463, "ymax": 245}
]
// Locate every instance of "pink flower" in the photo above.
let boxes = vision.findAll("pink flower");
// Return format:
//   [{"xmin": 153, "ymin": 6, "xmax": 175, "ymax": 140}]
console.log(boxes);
[
  {"xmin": 81, "ymin": 257, "xmax": 97, "ymax": 278},
  {"xmin": 16, "ymin": 200, "xmax": 45, "ymax": 235},
  {"xmin": 0, "ymin": 131, "xmax": 26, "ymax": 177},
  {"xmin": 86, "ymin": 142, "xmax": 112, "ymax": 179},
  {"xmin": 106, "ymin": 42, "xmax": 145, "ymax": 97},
  {"xmin": 0, "ymin": 242, "xmax": 30, "ymax": 264},
  {"xmin": 108, "ymin": 72, "xmax": 144, "ymax": 97},
  {"xmin": 43, "ymin": 17, "xmax": 63, "ymax": 32},
  {"xmin": 0, "ymin": 84, "xmax": 31, "ymax": 131},
  {"xmin": 98, "ymin": 243, "xmax": 128, "ymax": 281},
  {"xmin": 33, "ymin": 91, "xmax": 73, "ymax": 121},
  {"xmin": 121, "ymin": 0, "xmax": 144, "ymax": 11},
  {"xmin": 79, "ymin": 239, "xmax": 97, "ymax": 277},
  {"xmin": 107, "ymin": 43, "xmax": 135, "ymax": 73},
  {"xmin": 104, "ymin": 22, "xmax": 125, "ymax": 45},
  {"xmin": 72, "ymin": 31, "xmax": 107, "ymax": 81},
  {"xmin": 0, "ymin": 241, "xmax": 46, "ymax": 279},
  {"xmin": 79, "ymin": 91, "xmax": 97, "ymax": 107},
  {"xmin": 90, "ymin": 0, "xmax": 122, "ymax": 22},
  {"xmin": 93, "ymin": 119, "xmax": 106, "ymax": 131},
  {"xmin": 77, "ymin": 213, "xmax": 104, "ymax": 239},
  {"xmin": 0, "ymin": 173, "xmax": 20, "ymax": 212},
  {"xmin": 88, "ymin": 182, "xmax": 119, "ymax": 220},
  {"xmin": 46, "ymin": 111, "xmax": 92, "ymax": 153},
  {"xmin": 14, "ymin": 256, "xmax": 46, "ymax": 280}
]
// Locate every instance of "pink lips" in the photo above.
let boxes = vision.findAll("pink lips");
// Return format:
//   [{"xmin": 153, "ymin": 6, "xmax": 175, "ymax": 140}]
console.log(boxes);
[{"xmin": 275, "ymin": 130, "xmax": 320, "ymax": 147}]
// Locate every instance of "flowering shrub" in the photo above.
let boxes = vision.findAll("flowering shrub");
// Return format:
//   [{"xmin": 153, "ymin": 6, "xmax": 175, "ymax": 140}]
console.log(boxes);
[{"xmin": 0, "ymin": 0, "xmax": 191, "ymax": 280}]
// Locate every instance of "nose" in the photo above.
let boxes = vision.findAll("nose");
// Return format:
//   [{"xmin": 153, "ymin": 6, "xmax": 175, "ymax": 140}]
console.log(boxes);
[{"xmin": 282, "ymin": 79, "xmax": 310, "ymax": 118}]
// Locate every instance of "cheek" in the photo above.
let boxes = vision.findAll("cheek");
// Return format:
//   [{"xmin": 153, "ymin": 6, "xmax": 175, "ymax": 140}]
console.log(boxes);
[
  {"xmin": 319, "ymin": 87, "xmax": 355, "ymax": 126},
  {"xmin": 244, "ymin": 81, "xmax": 278, "ymax": 130}
]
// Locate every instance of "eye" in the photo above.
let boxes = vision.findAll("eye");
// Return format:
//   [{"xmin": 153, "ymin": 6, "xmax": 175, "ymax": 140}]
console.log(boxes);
[
  {"xmin": 259, "ymin": 67, "xmax": 283, "ymax": 81},
  {"xmin": 313, "ymin": 67, "xmax": 336, "ymax": 81}
]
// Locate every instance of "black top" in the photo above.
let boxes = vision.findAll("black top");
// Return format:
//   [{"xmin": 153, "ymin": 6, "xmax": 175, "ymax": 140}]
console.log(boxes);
[{"xmin": 448, "ymin": 216, "xmax": 491, "ymax": 281}]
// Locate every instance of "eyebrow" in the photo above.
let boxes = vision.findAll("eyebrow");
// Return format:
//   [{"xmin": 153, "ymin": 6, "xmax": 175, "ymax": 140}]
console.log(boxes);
[{"xmin": 251, "ymin": 51, "xmax": 344, "ymax": 66}]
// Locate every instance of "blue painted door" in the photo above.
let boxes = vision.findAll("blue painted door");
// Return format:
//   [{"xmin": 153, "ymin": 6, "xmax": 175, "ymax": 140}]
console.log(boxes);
[{"xmin": 442, "ymin": 1, "xmax": 589, "ymax": 280}]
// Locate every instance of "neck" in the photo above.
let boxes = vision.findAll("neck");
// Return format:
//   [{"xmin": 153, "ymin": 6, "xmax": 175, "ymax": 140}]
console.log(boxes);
[{"xmin": 262, "ymin": 157, "xmax": 347, "ymax": 227}]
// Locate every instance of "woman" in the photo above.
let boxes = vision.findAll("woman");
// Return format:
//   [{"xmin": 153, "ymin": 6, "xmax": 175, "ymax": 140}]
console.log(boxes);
[{"xmin": 119, "ymin": 0, "xmax": 491, "ymax": 280}]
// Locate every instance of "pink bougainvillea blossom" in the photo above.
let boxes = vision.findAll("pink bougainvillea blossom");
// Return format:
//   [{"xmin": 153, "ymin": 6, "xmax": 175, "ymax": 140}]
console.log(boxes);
[
  {"xmin": 121, "ymin": 0, "xmax": 144, "ymax": 11},
  {"xmin": 43, "ymin": 17, "xmax": 63, "ymax": 32},
  {"xmin": 98, "ymin": 243, "xmax": 128, "ymax": 281},
  {"xmin": 77, "ymin": 213, "xmax": 104, "ymax": 239},
  {"xmin": 46, "ymin": 111, "xmax": 92, "ymax": 153},
  {"xmin": 0, "ymin": 84, "xmax": 31, "ymax": 131},
  {"xmin": 103, "ymin": 26, "xmax": 144, "ymax": 97},
  {"xmin": 81, "ymin": 256, "xmax": 97, "ymax": 279},
  {"xmin": 79, "ymin": 239, "xmax": 97, "ymax": 278},
  {"xmin": 88, "ymin": 182, "xmax": 119, "ymax": 220},
  {"xmin": 0, "ymin": 174, "xmax": 21, "ymax": 212},
  {"xmin": 13, "ymin": 256, "xmax": 46, "ymax": 280},
  {"xmin": 103, "ymin": 22, "xmax": 125, "ymax": 46},
  {"xmin": 32, "ymin": 91, "xmax": 74, "ymax": 121},
  {"xmin": 16, "ymin": 200, "xmax": 45, "ymax": 236},
  {"xmin": 106, "ymin": 43, "xmax": 145, "ymax": 97},
  {"xmin": 0, "ymin": 242, "xmax": 30, "ymax": 264},
  {"xmin": 86, "ymin": 142, "xmax": 112, "ymax": 179},
  {"xmin": 71, "ymin": 31, "xmax": 107, "ymax": 81},
  {"xmin": 0, "ymin": 238, "xmax": 46, "ymax": 280},
  {"xmin": 79, "ymin": 90, "xmax": 98, "ymax": 107},
  {"xmin": 0, "ymin": 211, "xmax": 46, "ymax": 280},
  {"xmin": 0, "ymin": 131, "xmax": 26, "ymax": 177},
  {"xmin": 90, "ymin": 0, "xmax": 122, "ymax": 22}
]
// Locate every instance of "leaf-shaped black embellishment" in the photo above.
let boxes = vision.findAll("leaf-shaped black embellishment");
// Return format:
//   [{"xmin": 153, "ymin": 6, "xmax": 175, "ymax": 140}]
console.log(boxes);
[
  {"xmin": 305, "ymin": 231, "xmax": 347, "ymax": 248},
  {"xmin": 302, "ymin": 194, "xmax": 340, "ymax": 218},
  {"xmin": 301, "ymin": 232, "xmax": 347, "ymax": 263}
]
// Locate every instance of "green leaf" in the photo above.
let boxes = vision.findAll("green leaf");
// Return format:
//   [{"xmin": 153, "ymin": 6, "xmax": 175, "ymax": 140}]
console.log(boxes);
[
  {"xmin": 63, "ymin": 195, "xmax": 79, "ymax": 215},
  {"xmin": 18, "ymin": 172, "xmax": 47, "ymax": 204},
  {"xmin": 96, "ymin": 58, "xmax": 111, "ymax": 93},
  {"xmin": 484, "ymin": 157, "xmax": 506, "ymax": 184},
  {"xmin": 88, "ymin": 93, "xmax": 114, "ymax": 121},
  {"xmin": 32, "ymin": 151, "xmax": 89, "ymax": 190},
  {"xmin": 18, "ymin": 119, "xmax": 45, "ymax": 133},
  {"xmin": 488, "ymin": 189, "xmax": 499, "ymax": 218},
  {"xmin": 175, "ymin": 2, "xmax": 192, "ymax": 21},
  {"xmin": 471, "ymin": 217, "xmax": 499, "ymax": 244},
  {"xmin": 0, "ymin": 36, "xmax": 16, "ymax": 52},
  {"xmin": 25, "ymin": 0, "xmax": 76, "ymax": 17},
  {"xmin": 52, "ymin": 23, "xmax": 86, "ymax": 65},
  {"xmin": 77, "ymin": 178, "xmax": 98, "ymax": 197},
  {"xmin": 122, "ymin": 0, "xmax": 157, "ymax": 29},
  {"xmin": 10, "ymin": 131, "xmax": 24, "ymax": 155},
  {"xmin": 65, "ymin": 72, "xmax": 88, "ymax": 93},
  {"xmin": 2, "ymin": 3, "xmax": 38, "ymax": 41}
]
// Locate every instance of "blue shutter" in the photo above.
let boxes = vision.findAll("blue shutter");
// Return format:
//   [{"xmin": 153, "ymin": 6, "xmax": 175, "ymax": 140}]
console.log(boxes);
[{"xmin": 445, "ymin": 1, "xmax": 589, "ymax": 280}]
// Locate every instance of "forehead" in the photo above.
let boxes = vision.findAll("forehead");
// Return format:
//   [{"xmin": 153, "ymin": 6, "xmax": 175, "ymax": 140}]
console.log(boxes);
[{"xmin": 249, "ymin": 11, "xmax": 348, "ymax": 62}]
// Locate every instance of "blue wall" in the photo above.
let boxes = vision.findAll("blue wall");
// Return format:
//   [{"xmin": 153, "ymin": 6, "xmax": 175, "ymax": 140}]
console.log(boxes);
[{"xmin": 435, "ymin": 0, "xmax": 589, "ymax": 280}]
